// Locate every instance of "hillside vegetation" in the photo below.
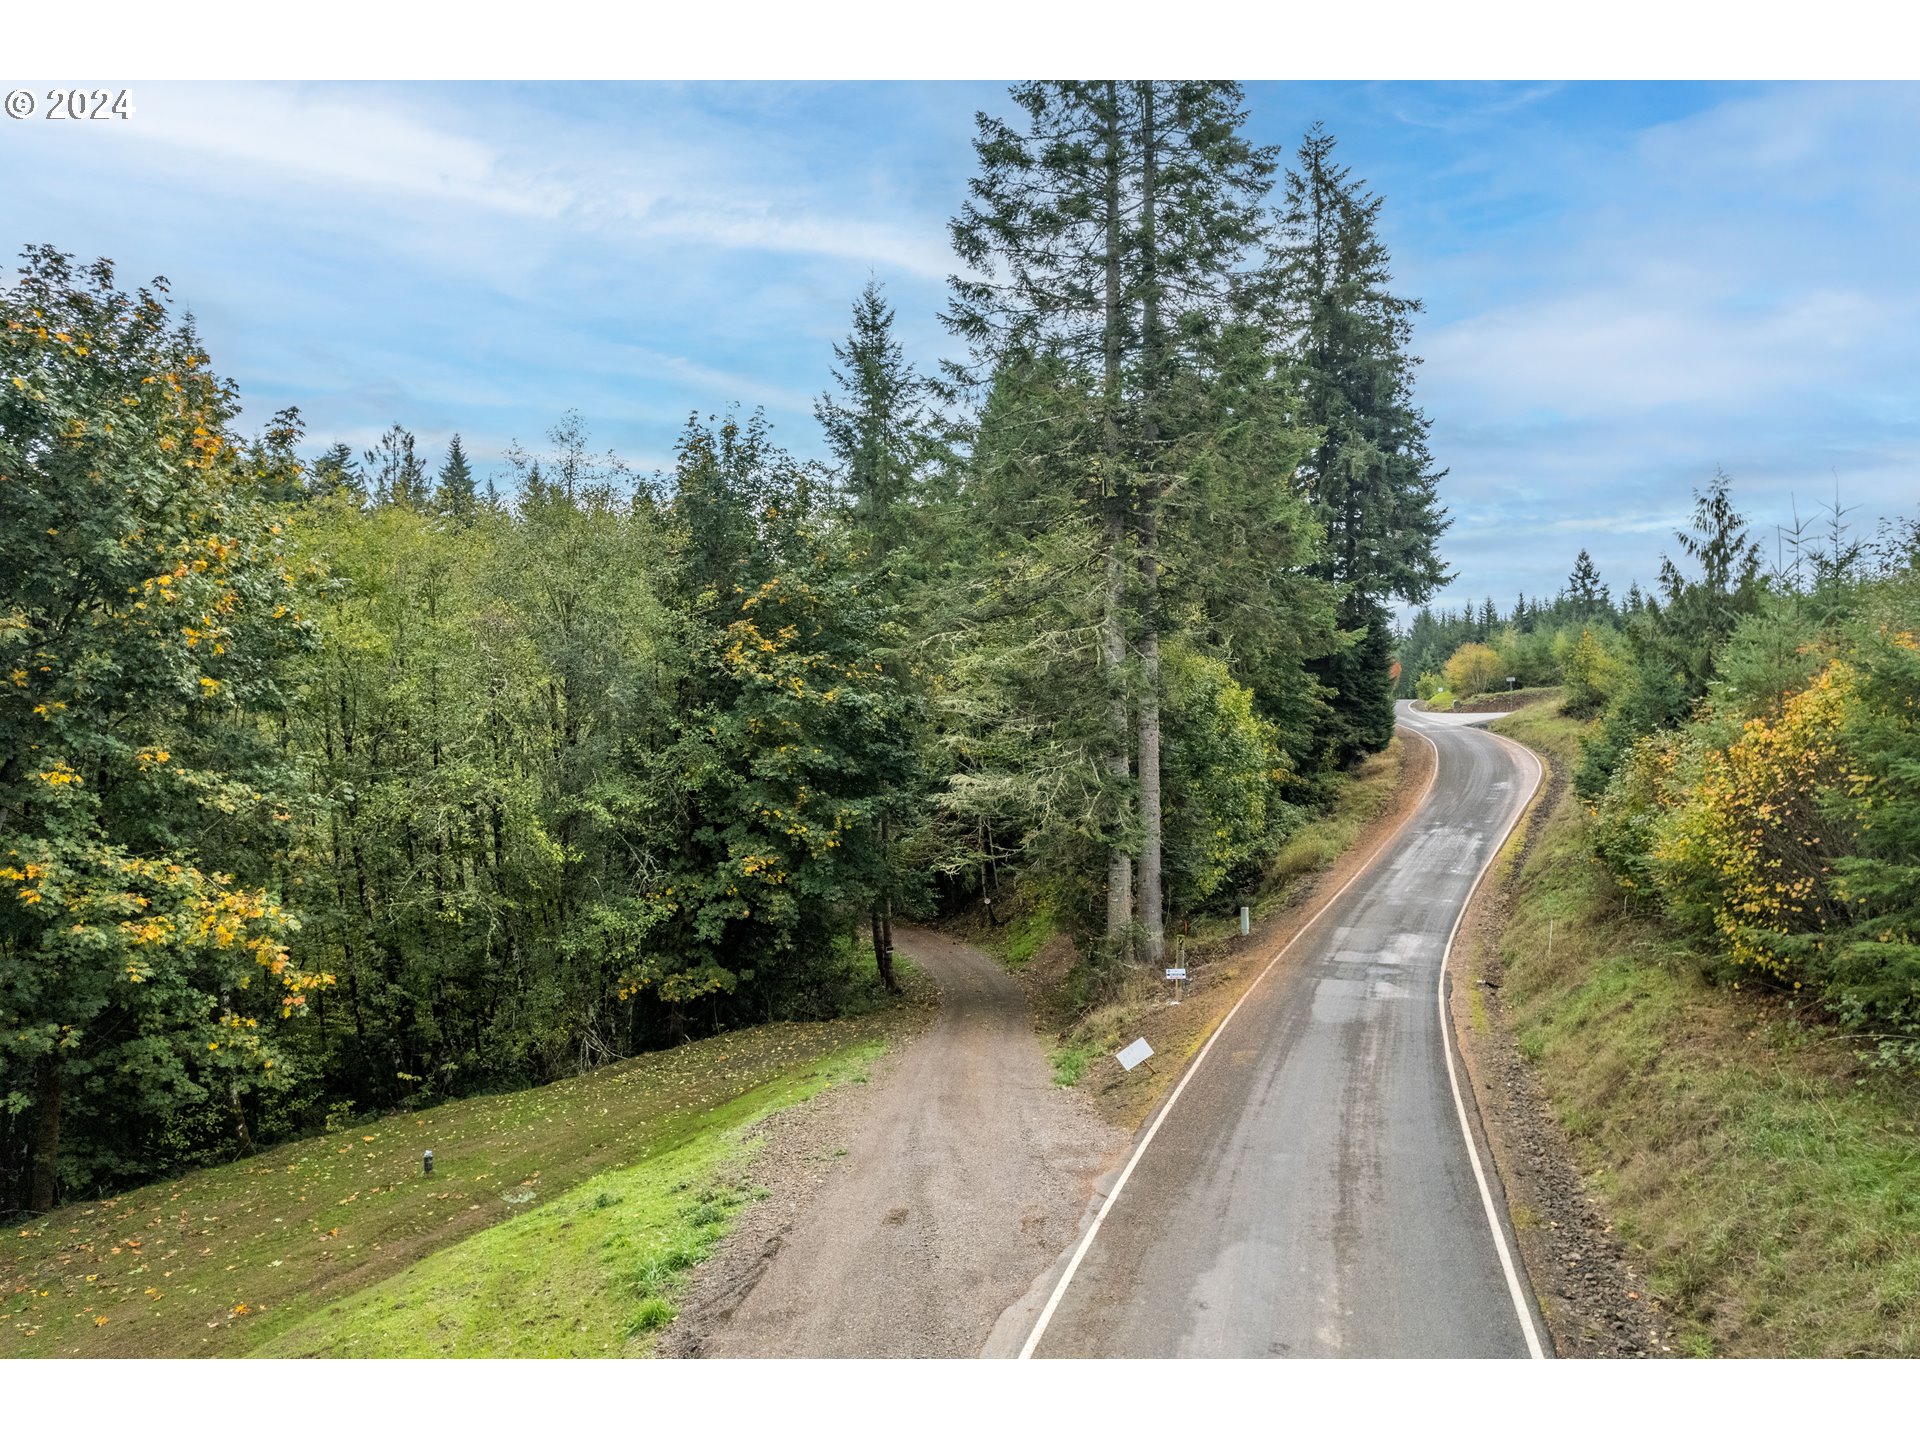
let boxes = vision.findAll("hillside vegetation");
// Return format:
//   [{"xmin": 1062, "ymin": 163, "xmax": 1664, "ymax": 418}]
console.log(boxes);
[{"xmin": 1491, "ymin": 703, "xmax": 1920, "ymax": 1355}]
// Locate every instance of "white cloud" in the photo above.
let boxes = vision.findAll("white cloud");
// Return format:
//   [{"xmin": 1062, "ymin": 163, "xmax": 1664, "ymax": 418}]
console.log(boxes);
[
  {"xmin": 104, "ymin": 83, "xmax": 956, "ymax": 280},
  {"xmin": 1425, "ymin": 282, "xmax": 1905, "ymax": 418}
]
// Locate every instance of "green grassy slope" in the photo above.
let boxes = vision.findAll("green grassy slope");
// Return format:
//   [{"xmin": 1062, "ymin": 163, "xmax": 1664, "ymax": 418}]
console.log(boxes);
[
  {"xmin": 257, "ymin": 1040, "xmax": 883, "ymax": 1357},
  {"xmin": 3, "ymin": 1010, "xmax": 904, "ymax": 1358},
  {"xmin": 1491, "ymin": 703, "xmax": 1920, "ymax": 1356}
]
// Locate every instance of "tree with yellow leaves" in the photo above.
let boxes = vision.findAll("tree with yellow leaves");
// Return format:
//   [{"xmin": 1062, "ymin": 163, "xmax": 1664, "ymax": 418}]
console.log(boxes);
[{"xmin": 1, "ymin": 246, "xmax": 326, "ymax": 1213}]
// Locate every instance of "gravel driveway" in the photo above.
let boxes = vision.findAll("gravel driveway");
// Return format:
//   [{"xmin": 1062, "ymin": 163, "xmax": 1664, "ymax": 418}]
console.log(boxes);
[{"xmin": 673, "ymin": 925, "xmax": 1122, "ymax": 1358}]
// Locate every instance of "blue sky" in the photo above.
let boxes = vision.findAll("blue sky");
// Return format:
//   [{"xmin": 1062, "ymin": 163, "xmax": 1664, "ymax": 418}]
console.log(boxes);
[{"xmin": 4, "ymin": 80, "xmax": 1916, "ymax": 617}]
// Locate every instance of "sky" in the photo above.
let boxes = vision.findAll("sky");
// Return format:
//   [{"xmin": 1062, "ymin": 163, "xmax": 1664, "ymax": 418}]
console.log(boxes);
[{"xmin": 4, "ymin": 79, "xmax": 1917, "ymax": 619}]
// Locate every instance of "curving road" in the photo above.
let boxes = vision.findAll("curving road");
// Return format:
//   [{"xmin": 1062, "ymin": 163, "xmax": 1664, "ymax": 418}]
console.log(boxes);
[{"xmin": 1019, "ymin": 703, "xmax": 1548, "ymax": 1358}]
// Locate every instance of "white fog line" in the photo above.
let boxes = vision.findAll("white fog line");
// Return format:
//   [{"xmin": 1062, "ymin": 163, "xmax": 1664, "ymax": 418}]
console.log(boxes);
[{"xmin": 1017, "ymin": 725, "xmax": 1442, "ymax": 1359}]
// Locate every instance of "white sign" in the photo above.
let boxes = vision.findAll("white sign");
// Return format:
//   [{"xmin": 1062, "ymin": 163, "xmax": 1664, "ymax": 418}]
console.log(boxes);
[
  {"xmin": 1239, "ymin": 906, "xmax": 1251, "ymax": 936},
  {"xmin": 1116, "ymin": 1037, "xmax": 1154, "ymax": 1071},
  {"xmin": 1165, "ymin": 967, "xmax": 1187, "ymax": 981}
]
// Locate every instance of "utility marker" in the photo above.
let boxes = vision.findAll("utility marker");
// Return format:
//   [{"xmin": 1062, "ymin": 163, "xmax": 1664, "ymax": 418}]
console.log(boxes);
[{"xmin": 1165, "ymin": 966, "xmax": 1186, "ymax": 1004}]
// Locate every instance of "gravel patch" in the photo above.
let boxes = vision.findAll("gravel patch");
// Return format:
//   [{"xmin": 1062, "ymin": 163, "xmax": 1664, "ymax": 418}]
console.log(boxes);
[{"xmin": 660, "ymin": 928, "xmax": 1123, "ymax": 1358}]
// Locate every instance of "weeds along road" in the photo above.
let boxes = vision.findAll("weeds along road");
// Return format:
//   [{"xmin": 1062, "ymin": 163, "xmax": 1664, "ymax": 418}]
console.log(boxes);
[{"xmin": 1019, "ymin": 702, "xmax": 1548, "ymax": 1359}]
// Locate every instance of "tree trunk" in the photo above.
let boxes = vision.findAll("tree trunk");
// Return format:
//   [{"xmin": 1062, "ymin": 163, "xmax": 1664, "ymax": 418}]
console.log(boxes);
[
  {"xmin": 30, "ymin": 1056, "xmax": 62, "ymax": 1214},
  {"xmin": 1100, "ymin": 80, "xmax": 1135, "ymax": 959},
  {"xmin": 1103, "ymin": 510, "xmax": 1133, "ymax": 952},
  {"xmin": 1134, "ymin": 82, "xmax": 1166, "ymax": 969},
  {"xmin": 1136, "ymin": 521, "xmax": 1164, "ymax": 968},
  {"xmin": 228, "ymin": 1080, "xmax": 254, "ymax": 1152},
  {"xmin": 871, "ymin": 907, "xmax": 897, "ymax": 993}
]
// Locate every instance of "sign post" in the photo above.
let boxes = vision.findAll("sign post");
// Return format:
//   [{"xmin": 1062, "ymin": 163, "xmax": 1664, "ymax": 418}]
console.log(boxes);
[{"xmin": 1165, "ymin": 966, "xmax": 1187, "ymax": 1004}]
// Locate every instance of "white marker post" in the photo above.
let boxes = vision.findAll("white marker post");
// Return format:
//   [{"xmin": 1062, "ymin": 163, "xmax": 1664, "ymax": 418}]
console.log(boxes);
[
  {"xmin": 1165, "ymin": 966, "xmax": 1186, "ymax": 1004},
  {"xmin": 1239, "ymin": 905, "xmax": 1251, "ymax": 937}
]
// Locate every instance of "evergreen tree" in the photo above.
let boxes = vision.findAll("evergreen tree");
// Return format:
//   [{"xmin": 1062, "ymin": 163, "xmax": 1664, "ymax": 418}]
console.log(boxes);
[
  {"xmin": 434, "ymin": 432, "xmax": 478, "ymax": 523},
  {"xmin": 814, "ymin": 279, "xmax": 931, "ymax": 988},
  {"xmin": 1567, "ymin": 548, "xmax": 1609, "ymax": 620},
  {"xmin": 364, "ymin": 424, "xmax": 427, "ymax": 509},
  {"xmin": 1576, "ymin": 475, "xmax": 1765, "ymax": 798},
  {"xmin": 817, "ymin": 279, "xmax": 926, "ymax": 562},
  {"xmin": 1272, "ymin": 124, "xmax": 1450, "ymax": 766},
  {"xmin": 309, "ymin": 441, "xmax": 366, "ymax": 506},
  {"xmin": 947, "ymin": 81, "xmax": 1282, "ymax": 966}
]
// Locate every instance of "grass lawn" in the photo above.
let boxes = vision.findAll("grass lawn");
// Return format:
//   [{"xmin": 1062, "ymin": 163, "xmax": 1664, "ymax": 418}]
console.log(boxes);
[
  {"xmin": 3, "ymin": 1008, "xmax": 904, "ymax": 1358},
  {"xmin": 256, "ymin": 1039, "xmax": 884, "ymax": 1356},
  {"xmin": 1491, "ymin": 702, "xmax": 1920, "ymax": 1356}
]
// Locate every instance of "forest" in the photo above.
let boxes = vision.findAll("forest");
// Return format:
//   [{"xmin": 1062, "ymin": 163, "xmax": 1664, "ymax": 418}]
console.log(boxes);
[{"xmin": 2, "ymin": 83, "xmax": 1451, "ymax": 1214}]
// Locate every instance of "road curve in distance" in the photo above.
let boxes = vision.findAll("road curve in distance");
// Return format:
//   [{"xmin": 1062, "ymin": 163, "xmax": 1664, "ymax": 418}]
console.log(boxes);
[{"xmin": 1023, "ymin": 700, "xmax": 1545, "ymax": 1358}]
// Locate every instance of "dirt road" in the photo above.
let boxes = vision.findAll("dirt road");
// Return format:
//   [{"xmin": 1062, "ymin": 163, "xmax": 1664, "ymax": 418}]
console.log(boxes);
[{"xmin": 681, "ymin": 925, "xmax": 1122, "ymax": 1357}]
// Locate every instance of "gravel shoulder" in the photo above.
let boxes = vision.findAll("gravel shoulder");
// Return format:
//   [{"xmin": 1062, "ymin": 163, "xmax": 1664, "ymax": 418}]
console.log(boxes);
[
  {"xmin": 659, "ymin": 926, "xmax": 1123, "ymax": 1358},
  {"xmin": 1447, "ymin": 732, "xmax": 1676, "ymax": 1357}
]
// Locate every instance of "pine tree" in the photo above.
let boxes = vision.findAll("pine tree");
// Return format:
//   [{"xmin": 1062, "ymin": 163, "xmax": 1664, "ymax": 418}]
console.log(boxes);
[
  {"xmin": 309, "ymin": 441, "xmax": 366, "ymax": 506},
  {"xmin": 435, "ymin": 433, "xmax": 478, "ymax": 523},
  {"xmin": 1567, "ymin": 548, "xmax": 1609, "ymax": 620},
  {"xmin": 817, "ymin": 280, "xmax": 927, "ymax": 557},
  {"xmin": 364, "ymin": 424, "xmax": 427, "ymax": 508},
  {"xmin": 947, "ymin": 81, "xmax": 1279, "ymax": 966},
  {"xmin": 814, "ymin": 279, "xmax": 930, "ymax": 989},
  {"xmin": 1273, "ymin": 124, "xmax": 1450, "ymax": 766}
]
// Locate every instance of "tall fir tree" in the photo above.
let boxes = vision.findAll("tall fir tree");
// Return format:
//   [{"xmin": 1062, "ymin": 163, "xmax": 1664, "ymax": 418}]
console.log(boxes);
[
  {"xmin": 947, "ymin": 81, "xmax": 1281, "ymax": 965},
  {"xmin": 1567, "ymin": 548, "xmax": 1610, "ymax": 620},
  {"xmin": 434, "ymin": 433, "xmax": 478, "ymax": 522},
  {"xmin": 1272, "ymin": 124, "xmax": 1450, "ymax": 766},
  {"xmin": 814, "ymin": 279, "xmax": 931, "ymax": 989},
  {"xmin": 309, "ymin": 441, "xmax": 366, "ymax": 506}
]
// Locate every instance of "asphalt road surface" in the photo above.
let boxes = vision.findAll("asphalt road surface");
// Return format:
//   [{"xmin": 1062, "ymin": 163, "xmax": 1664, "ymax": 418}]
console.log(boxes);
[{"xmin": 1023, "ymin": 703, "xmax": 1547, "ymax": 1358}]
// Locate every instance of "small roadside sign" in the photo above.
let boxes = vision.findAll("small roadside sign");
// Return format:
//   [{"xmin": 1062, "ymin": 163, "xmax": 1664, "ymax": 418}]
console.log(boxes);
[
  {"xmin": 1165, "ymin": 967, "xmax": 1186, "ymax": 981},
  {"xmin": 1116, "ymin": 1037, "xmax": 1154, "ymax": 1071}
]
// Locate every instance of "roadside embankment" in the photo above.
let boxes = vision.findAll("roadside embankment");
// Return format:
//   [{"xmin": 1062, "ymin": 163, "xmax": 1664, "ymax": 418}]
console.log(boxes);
[
  {"xmin": 1460, "ymin": 700, "xmax": 1920, "ymax": 1357},
  {"xmin": 3, "ymin": 997, "xmax": 924, "ymax": 1358}
]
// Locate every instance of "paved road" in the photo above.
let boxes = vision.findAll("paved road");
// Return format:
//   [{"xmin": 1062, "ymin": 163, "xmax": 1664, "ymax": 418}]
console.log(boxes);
[
  {"xmin": 700, "ymin": 926, "xmax": 1120, "ymax": 1357},
  {"xmin": 1024, "ymin": 703, "xmax": 1547, "ymax": 1358}
]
